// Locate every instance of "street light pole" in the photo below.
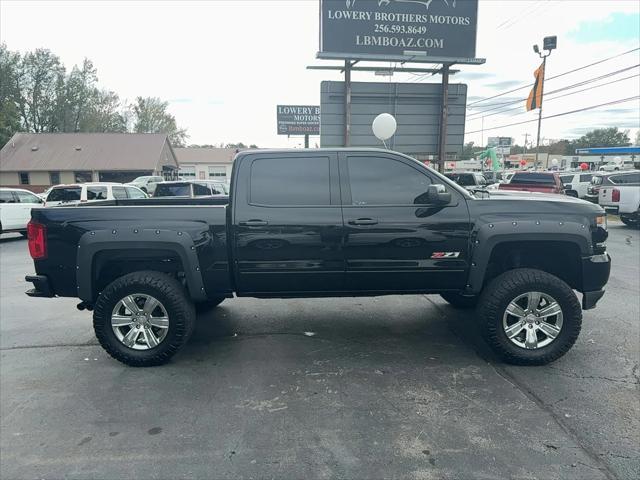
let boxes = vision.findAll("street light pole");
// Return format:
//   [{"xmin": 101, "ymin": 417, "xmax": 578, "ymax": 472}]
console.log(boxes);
[
  {"xmin": 534, "ymin": 54, "xmax": 546, "ymax": 170},
  {"xmin": 533, "ymin": 36, "xmax": 556, "ymax": 170}
]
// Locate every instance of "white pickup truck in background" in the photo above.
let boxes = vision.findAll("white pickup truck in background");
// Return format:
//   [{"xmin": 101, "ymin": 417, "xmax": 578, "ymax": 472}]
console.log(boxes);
[{"xmin": 598, "ymin": 170, "xmax": 640, "ymax": 227}]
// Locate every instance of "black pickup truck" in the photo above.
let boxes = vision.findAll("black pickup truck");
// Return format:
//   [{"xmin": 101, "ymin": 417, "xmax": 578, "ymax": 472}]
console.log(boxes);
[{"xmin": 25, "ymin": 149, "xmax": 611, "ymax": 367}]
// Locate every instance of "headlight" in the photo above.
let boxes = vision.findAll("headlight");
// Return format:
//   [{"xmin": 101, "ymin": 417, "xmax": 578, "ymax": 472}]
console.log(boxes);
[{"xmin": 596, "ymin": 214, "xmax": 607, "ymax": 230}]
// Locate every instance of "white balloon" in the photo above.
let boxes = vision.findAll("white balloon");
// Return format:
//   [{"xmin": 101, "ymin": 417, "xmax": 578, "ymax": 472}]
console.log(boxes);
[{"xmin": 372, "ymin": 113, "xmax": 397, "ymax": 141}]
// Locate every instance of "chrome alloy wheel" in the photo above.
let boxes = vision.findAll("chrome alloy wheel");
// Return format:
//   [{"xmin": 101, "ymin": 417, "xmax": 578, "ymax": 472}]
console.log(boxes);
[
  {"xmin": 502, "ymin": 291, "xmax": 563, "ymax": 350},
  {"xmin": 111, "ymin": 294, "xmax": 169, "ymax": 350}
]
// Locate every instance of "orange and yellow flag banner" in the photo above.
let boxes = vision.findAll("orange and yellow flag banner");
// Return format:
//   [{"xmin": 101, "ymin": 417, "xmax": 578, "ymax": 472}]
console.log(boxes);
[{"xmin": 526, "ymin": 62, "xmax": 545, "ymax": 111}]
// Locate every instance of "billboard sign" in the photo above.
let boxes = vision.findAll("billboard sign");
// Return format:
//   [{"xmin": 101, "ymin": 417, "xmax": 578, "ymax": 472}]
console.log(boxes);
[
  {"xmin": 277, "ymin": 105, "xmax": 320, "ymax": 135},
  {"xmin": 320, "ymin": 81, "xmax": 467, "ymax": 155},
  {"xmin": 318, "ymin": 0, "xmax": 481, "ymax": 64},
  {"xmin": 487, "ymin": 137, "xmax": 512, "ymax": 148}
]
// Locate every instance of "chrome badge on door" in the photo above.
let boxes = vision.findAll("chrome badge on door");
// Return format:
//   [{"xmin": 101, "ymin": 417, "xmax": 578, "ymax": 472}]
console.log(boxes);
[{"xmin": 431, "ymin": 252, "xmax": 461, "ymax": 259}]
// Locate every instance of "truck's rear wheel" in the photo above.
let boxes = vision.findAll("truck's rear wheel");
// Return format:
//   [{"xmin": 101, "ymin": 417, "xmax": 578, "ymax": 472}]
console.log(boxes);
[
  {"xmin": 477, "ymin": 268, "xmax": 582, "ymax": 365},
  {"xmin": 93, "ymin": 271, "xmax": 195, "ymax": 367},
  {"xmin": 440, "ymin": 292, "xmax": 478, "ymax": 309}
]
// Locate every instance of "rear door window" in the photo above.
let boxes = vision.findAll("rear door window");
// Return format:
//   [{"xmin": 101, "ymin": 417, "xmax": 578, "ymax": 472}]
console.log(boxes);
[
  {"xmin": 579, "ymin": 174, "xmax": 593, "ymax": 182},
  {"xmin": 112, "ymin": 186, "xmax": 127, "ymax": 199},
  {"xmin": 87, "ymin": 186, "xmax": 108, "ymax": 200},
  {"xmin": 250, "ymin": 156, "xmax": 331, "ymax": 206},
  {"xmin": 47, "ymin": 187, "xmax": 81, "ymax": 202}
]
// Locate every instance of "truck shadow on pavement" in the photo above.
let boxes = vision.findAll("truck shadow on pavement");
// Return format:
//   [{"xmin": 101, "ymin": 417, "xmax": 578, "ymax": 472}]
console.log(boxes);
[{"xmin": 181, "ymin": 296, "xmax": 497, "ymax": 366}]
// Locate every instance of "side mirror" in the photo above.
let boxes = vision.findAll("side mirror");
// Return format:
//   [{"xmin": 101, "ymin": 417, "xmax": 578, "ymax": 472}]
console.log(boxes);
[{"xmin": 426, "ymin": 184, "xmax": 452, "ymax": 204}]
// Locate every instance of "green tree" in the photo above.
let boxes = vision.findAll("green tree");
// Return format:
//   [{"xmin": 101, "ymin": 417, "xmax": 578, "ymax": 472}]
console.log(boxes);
[
  {"xmin": 132, "ymin": 96, "xmax": 188, "ymax": 147},
  {"xmin": 0, "ymin": 44, "xmax": 21, "ymax": 147},
  {"xmin": 62, "ymin": 58, "xmax": 98, "ymax": 132},
  {"xmin": 15, "ymin": 48, "xmax": 66, "ymax": 132},
  {"xmin": 571, "ymin": 127, "xmax": 630, "ymax": 149},
  {"xmin": 81, "ymin": 90, "xmax": 127, "ymax": 132}
]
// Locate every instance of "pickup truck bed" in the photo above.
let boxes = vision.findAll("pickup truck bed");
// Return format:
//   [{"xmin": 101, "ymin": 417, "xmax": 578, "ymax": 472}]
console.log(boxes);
[{"xmin": 25, "ymin": 148, "xmax": 611, "ymax": 367}]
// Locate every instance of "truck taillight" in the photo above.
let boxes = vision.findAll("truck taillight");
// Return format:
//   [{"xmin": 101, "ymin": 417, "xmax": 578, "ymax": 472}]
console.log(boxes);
[
  {"xmin": 612, "ymin": 188, "xmax": 620, "ymax": 202},
  {"xmin": 27, "ymin": 221, "xmax": 47, "ymax": 259}
]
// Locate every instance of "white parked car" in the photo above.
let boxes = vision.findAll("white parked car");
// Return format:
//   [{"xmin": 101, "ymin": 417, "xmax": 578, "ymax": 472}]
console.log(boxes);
[
  {"xmin": 126, "ymin": 175, "xmax": 164, "ymax": 195},
  {"xmin": 598, "ymin": 171, "xmax": 640, "ymax": 227},
  {"xmin": 44, "ymin": 183, "xmax": 147, "ymax": 207},
  {"xmin": 559, "ymin": 172, "xmax": 594, "ymax": 199},
  {"xmin": 0, "ymin": 187, "xmax": 44, "ymax": 235}
]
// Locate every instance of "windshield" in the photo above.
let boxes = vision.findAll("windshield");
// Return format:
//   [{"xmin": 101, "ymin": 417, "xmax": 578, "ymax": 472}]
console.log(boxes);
[{"xmin": 154, "ymin": 184, "xmax": 191, "ymax": 197}]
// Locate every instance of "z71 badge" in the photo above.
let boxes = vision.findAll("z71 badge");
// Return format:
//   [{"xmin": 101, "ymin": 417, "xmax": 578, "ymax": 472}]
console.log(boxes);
[{"xmin": 430, "ymin": 252, "xmax": 461, "ymax": 258}]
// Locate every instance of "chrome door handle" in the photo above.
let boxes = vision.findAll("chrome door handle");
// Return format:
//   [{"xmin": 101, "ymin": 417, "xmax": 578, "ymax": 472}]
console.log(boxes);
[
  {"xmin": 348, "ymin": 218, "xmax": 378, "ymax": 226},
  {"xmin": 239, "ymin": 219, "xmax": 268, "ymax": 226}
]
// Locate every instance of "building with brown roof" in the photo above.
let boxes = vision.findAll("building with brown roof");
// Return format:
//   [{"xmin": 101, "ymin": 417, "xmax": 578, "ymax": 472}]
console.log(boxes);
[
  {"xmin": 0, "ymin": 133, "xmax": 179, "ymax": 192},
  {"xmin": 173, "ymin": 147, "xmax": 238, "ymax": 182}
]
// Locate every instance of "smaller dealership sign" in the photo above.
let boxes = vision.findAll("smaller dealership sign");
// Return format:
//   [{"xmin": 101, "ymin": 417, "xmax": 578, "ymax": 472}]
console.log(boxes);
[
  {"xmin": 277, "ymin": 105, "xmax": 320, "ymax": 135},
  {"xmin": 488, "ymin": 137, "xmax": 512, "ymax": 147}
]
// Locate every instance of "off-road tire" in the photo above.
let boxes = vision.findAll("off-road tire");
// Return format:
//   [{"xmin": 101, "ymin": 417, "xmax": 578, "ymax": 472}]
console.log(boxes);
[
  {"xmin": 93, "ymin": 271, "xmax": 195, "ymax": 367},
  {"xmin": 195, "ymin": 297, "xmax": 225, "ymax": 313},
  {"xmin": 440, "ymin": 292, "xmax": 478, "ymax": 309},
  {"xmin": 477, "ymin": 268, "xmax": 582, "ymax": 365}
]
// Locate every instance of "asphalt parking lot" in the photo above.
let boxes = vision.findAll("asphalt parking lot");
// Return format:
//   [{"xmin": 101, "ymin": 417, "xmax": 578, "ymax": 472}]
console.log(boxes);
[{"xmin": 1, "ymin": 223, "xmax": 638, "ymax": 480}]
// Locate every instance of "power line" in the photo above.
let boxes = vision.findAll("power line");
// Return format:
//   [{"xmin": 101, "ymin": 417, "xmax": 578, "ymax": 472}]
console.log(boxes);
[
  {"xmin": 467, "ymin": 65, "xmax": 640, "ymax": 119},
  {"xmin": 466, "ymin": 47, "xmax": 640, "ymax": 108},
  {"xmin": 466, "ymin": 73, "xmax": 640, "ymax": 121},
  {"xmin": 464, "ymin": 96, "xmax": 640, "ymax": 135},
  {"xmin": 495, "ymin": 1, "xmax": 546, "ymax": 30}
]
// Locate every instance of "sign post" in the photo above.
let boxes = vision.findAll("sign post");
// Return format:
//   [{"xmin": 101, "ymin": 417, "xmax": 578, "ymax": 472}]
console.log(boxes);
[{"xmin": 276, "ymin": 105, "xmax": 320, "ymax": 148}]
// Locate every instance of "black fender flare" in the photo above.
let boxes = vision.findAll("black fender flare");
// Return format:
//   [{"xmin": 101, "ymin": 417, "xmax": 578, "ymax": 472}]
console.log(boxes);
[
  {"xmin": 76, "ymin": 228, "xmax": 207, "ymax": 303},
  {"xmin": 466, "ymin": 219, "xmax": 591, "ymax": 294}
]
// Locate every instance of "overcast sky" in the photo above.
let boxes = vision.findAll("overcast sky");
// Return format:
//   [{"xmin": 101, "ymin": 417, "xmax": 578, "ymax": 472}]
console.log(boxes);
[{"xmin": 1, "ymin": 0, "xmax": 639, "ymax": 149}]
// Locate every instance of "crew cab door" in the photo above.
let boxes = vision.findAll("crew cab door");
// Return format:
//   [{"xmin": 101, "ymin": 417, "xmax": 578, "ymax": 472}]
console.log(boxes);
[
  {"xmin": 232, "ymin": 152, "xmax": 344, "ymax": 294},
  {"xmin": 339, "ymin": 152, "xmax": 471, "ymax": 292}
]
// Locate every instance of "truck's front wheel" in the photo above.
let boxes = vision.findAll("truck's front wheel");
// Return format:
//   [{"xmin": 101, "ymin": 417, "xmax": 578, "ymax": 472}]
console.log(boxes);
[
  {"xmin": 93, "ymin": 271, "xmax": 195, "ymax": 367},
  {"xmin": 477, "ymin": 268, "xmax": 582, "ymax": 365}
]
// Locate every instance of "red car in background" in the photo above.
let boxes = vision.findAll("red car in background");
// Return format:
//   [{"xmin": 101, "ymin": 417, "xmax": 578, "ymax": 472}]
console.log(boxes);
[{"xmin": 499, "ymin": 171, "xmax": 565, "ymax": 194}]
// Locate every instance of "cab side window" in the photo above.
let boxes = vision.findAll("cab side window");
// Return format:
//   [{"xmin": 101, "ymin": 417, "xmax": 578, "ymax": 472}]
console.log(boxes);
[
  {"xmin": 347, "ymin": 156, "xmax": 432, "ymax": 205},
  {"xmin": 87, "ymin": 186, "xmax": 107, "ymax": 200}
]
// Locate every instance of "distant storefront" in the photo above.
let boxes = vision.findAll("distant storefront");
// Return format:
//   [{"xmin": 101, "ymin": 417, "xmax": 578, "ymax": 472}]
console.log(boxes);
[{"xmin": 0, "ymin": 133, "xmax": 179, "ymax": 192}]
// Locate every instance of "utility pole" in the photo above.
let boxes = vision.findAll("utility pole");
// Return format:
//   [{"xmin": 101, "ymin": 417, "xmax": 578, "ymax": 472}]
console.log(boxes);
[
  {"xmin": 522, "ymin": 133, "xmax": 530, "ymax": 153},
  {"xmin": 532, "ymin": 36, "xmax": 556, "ymax": 169},
  {"xmin": 437, "ymin": 63, "xmax": 452, "ymax": 173}
]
